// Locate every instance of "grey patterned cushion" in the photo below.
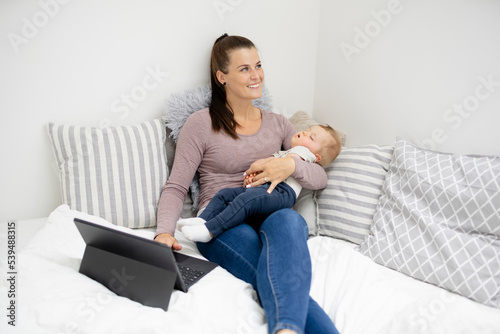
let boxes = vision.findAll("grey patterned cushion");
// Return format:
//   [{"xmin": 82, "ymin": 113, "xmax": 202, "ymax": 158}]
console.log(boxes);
[
  {"xmin": 358, "ymin": 137, "xmax": 500, "ymax": 308},
  {"xmin": 315, "ymin": 145, "xmax": 394, "ymax": 244},
  {"xmin": 47, "ymin": 119, "xmax": 168, "ymax": 228}
]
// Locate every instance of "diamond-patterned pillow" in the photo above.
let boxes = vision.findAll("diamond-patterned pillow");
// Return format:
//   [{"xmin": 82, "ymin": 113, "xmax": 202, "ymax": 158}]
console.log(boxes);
[{"xmin": 358, "ymin": 137, "xmax": 500, "ymax": 308}]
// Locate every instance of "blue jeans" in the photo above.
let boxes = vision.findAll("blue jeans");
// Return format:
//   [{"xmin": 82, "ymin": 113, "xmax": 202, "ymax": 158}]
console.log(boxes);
[
  {"xmin": 197, "ymin": 209, "xmax": 339, "ymax": 334},
  {"xmin": 199, "ymin": 183, "xmax": 296, "ymax": 238}
]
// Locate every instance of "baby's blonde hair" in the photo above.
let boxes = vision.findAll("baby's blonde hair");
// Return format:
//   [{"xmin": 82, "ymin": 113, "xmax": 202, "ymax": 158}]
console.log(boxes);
[{"xmin": 316, "ymin": 124, "xmax": 342, "ymax": 167}]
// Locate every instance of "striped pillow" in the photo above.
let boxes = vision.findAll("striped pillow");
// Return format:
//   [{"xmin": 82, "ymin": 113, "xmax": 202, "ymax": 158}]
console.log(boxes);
[
  {"xmin": 47, "ymin": 119, "xmax": 168, "ymax": 228},
  {"xmin": 314, "ymin": 145, "xmax": 393, "ymax": 244}
]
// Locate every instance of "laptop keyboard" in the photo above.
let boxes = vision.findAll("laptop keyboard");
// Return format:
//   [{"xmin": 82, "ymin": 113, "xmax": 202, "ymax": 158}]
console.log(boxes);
[{"xmin": 178, "ymin": 265, "xmax": 205, "ymax": 286}]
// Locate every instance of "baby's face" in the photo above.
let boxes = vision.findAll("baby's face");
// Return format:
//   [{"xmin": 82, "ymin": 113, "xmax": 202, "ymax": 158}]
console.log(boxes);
[{"xmin": 291, "ymin": 125, "xmax": 329, "ymax": 154}]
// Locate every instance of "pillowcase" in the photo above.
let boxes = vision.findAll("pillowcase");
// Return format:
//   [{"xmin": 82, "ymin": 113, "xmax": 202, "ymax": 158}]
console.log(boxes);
[
  {"xmin": 314, "ymin": 145, "xmax": 393, "ymax": 244},
  {"xmin": 358, "ymin": 137, "xmax": 500, "ymax": 308},
  {"xmin": 47, "ymin": 119, "xmax": 168, "ymax": 228}
]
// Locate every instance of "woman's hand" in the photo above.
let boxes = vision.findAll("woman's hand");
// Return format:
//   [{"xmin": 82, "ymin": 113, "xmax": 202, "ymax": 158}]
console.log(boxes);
[
  {"xmin": 154, "ymin": 233, "xmax": 182, "ymax": 250},
  {"xmin": 244, "ymin": 156, "xmax": 295, "ymax": 194}
]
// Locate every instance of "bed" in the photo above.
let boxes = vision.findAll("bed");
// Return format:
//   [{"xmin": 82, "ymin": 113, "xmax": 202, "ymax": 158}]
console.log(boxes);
[
  {"xmin": 1, "ymin": 203, "xmax": 499, "ymax": 334},
  {"xmin": 2, "ymin": 86, "xmax": 499, "ymax": 334}
]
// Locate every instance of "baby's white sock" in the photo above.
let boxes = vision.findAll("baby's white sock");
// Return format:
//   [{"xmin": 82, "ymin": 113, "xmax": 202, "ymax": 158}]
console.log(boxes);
[
  {"xmin": 182, "ymin": 224, "xmax": 213, "ymax": 243},
  {"xmin": 177, "ymin": 217, "xmax": 212, "ymax": 242},
  {"xmin": 176, "ymin": 217, "xmax": 206, "ymax": 231}
]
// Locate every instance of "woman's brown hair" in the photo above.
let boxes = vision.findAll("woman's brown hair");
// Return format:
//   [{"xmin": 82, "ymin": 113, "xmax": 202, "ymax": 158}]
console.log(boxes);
[{"xmin": 209, "ymin": 34, "xmax": 256, "ymax": 139}]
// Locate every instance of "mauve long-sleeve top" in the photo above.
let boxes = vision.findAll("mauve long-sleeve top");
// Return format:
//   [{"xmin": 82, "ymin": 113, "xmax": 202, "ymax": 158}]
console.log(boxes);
[{"xmin": 155, "ymin": 108, "xmax": 327, "ymax": 236}]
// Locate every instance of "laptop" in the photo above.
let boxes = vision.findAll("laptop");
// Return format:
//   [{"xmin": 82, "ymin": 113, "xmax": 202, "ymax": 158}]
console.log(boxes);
[{"xmin": 74, "ymin": 218, "xmax": 218, "ymax": 311}]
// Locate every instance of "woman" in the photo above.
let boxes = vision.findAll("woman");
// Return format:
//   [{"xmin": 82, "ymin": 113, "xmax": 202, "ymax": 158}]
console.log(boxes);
[{"xmin": 155, "ymin": 34, "xmax": 339, "ymax": 334}]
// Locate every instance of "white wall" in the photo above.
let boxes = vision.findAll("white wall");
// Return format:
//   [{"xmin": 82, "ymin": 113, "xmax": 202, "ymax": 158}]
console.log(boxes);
[
  {"xmin": 6, "ymin": 0, "xmax": 499, "ymax": 223},
  {"xmin": 0, "ymin": 0, "xmax": 322, "ymax": 222},
  {"xmin": 314, "ymin": 0, "xmax": 500, "ymax": 155}
]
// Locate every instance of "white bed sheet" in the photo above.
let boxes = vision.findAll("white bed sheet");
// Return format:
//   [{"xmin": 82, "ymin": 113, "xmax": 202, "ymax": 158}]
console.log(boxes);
[
  {"xmin": 308, "ymin": 237, "xmax": 500, "ymax": 334},
  {"xmin": 1, "ymin": 204, "xmax": 499, "ymax": 334}
]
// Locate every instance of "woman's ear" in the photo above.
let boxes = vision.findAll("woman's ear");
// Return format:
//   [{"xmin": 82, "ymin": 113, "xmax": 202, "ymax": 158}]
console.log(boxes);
[{"xmin": 216, "ymin": 70, "xmax": 226, "ymax": 86}]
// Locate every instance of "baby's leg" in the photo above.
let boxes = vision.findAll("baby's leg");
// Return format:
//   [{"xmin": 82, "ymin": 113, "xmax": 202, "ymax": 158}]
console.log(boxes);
[
  {"xmin": 205, "ymin": 183, "xmax": 296, "ymax": 238},
  {"xmin": 199, "ymin": 187, "xmax": 245, "ymax": 221}
]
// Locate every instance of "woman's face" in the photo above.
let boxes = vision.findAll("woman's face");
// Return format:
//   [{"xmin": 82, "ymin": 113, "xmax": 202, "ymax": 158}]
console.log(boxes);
[{"xmin": 219, "ymin": 47, "xmax": 264, "ymax": 103}]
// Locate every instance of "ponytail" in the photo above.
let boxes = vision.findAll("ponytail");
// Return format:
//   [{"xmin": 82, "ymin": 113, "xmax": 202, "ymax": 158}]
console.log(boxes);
[{"xmin": 209, "ymin": 34, "xmax": 256, "ymax": 139}]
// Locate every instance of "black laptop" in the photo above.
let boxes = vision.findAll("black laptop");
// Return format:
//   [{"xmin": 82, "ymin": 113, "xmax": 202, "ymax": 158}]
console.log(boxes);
[{"xmin": 74, "ymin": 218, "xmax": 218, "ymax": 311}]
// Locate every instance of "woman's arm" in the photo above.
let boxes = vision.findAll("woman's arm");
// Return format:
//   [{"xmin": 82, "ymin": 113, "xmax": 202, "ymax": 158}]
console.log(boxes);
[
  {"xmin": 155, "ymin": 112, "xmax": 206, "ymax": 248},
  {"xmin": 244, "ymin": 115, "xmax": 327, "ymax": 193},
  {"xmin": 244, "ymin": 155, "xmax": 327, "ymax": 194},
  {"xmin": 290, "ymin": 155, "xmax": 328, "ymax": 189}
]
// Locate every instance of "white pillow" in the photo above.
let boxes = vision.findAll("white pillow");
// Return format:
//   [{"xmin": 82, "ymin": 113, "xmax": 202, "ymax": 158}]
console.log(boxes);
[
  {"xmin": 293, "ymin": 188, "xmax": 318, "ymax": 236},
  {"xmin": 47, "ymin": 119, "xmax": 168, "ymax": 228}
]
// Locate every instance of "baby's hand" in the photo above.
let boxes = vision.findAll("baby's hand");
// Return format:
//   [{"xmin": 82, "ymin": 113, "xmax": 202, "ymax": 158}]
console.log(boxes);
[{"xmin": 243, "ymin": 172, "xmax": 258, "ymax": 187}]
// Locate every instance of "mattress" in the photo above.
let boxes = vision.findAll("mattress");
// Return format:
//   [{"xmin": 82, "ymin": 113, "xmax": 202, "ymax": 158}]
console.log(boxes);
[{"xmin": 1, "ymin": 204, "xmax": 499, "ymax": 334}]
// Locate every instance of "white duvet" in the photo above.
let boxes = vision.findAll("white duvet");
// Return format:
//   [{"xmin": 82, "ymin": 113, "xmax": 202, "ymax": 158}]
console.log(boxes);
[{"xmin": 1, "ymin": 205, "xmax": 499, "ymax": 334}]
